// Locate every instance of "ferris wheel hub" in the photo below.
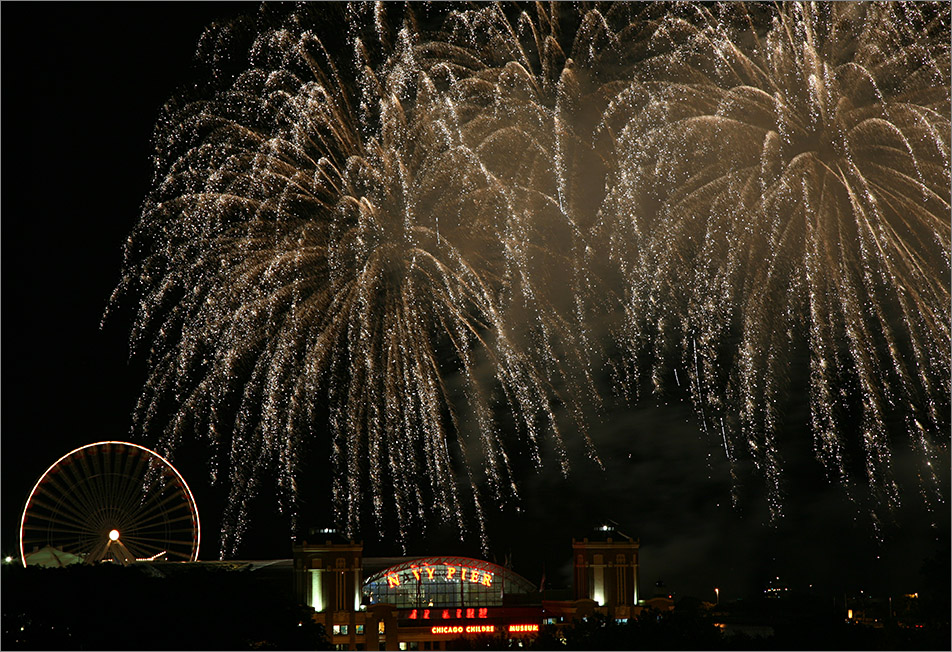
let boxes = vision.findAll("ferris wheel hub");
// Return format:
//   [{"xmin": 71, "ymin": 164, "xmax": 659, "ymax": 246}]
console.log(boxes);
[{"xmin": 109, "ymin": 529, "xmax": 120, "ymax": 541}]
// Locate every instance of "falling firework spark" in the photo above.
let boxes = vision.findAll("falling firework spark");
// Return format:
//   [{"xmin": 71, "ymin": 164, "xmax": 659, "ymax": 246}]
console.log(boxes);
[
  {"xmin": 114, "ymin": 2, "xmax": 603, "ymax": 555},
  {"xmin": 599, "ymin": 2, "xmax": 950, "ymax": 523},
  {"xmin": 113, "ymin": 2, "xmax": 950, "ymax": 554}
]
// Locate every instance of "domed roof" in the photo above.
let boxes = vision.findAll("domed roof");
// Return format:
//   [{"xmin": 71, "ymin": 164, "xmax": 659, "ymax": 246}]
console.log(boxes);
[
  {"xmin": 367, "ymin": 556, "xmax": 535, "ymax": 590},
  {"xmin": 363, "ymin": 556, "xmax": 537, "ymax": 608}
]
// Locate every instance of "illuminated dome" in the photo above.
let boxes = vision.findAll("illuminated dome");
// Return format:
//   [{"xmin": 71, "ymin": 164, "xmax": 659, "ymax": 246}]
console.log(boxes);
[{"xmin": 363, "ymin": 557, "xmax": 536, "ymax": 609}]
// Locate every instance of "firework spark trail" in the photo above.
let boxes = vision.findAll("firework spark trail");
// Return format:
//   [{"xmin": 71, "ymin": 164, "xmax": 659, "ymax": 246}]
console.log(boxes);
[
  {"xmin": 599, "ymin": 2, "xmax": 950, "ymax": 521},
  {"xmin": 115, "ymin": 2, "xmax": 606, "ymax": 555},
  {"xmin": 112, "ymin": 2, "xmax": 950, "ymax": 554}
]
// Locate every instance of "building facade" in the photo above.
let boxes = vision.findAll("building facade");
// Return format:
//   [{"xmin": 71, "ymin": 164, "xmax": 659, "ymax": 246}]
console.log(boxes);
[
  {"xmin": 293, "ymin": 524, "xmax": 642, "ymax": 650},
  {"xmin": 573, "ymin": 524, "xmax": 640, "ymax": 621}
]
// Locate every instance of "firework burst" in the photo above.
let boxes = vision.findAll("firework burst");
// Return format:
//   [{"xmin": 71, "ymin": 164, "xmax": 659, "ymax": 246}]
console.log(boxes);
[
  {"xmin": 114, "ymin": 2, "xmax": 949, "ymax": 553},
  {"xmin": 599, "ymin": 2, "xmax": 950, "ymax": 523},
  {"xmin": 115, "ymin": 3, "xmax": 606, "ymax": 554}
]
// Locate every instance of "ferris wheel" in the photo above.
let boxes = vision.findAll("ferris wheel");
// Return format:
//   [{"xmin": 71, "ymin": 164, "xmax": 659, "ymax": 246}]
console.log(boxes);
[{"xmin": 19, "ymin": 441, "xmax": 200, "ymax": 567}]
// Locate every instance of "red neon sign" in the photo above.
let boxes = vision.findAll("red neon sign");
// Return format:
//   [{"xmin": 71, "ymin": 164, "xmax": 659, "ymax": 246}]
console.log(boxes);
[
  {"xmin": 431, "ymin": 625, "xmax": 496, "ymax": 635},
  {"xmin": 508, "ymin": 624, "xmax": 540, "ymax": 633},
  {"xmin": 432, "ymin": 626, "xmax": 463, "ymax": 635},
  {"xmin": 467, "ymin": 625, "xmax": 495, "ymax": 634},
  {"xmin": 410, "ymin": 608, "xmax": 489, "ymax": 621}
]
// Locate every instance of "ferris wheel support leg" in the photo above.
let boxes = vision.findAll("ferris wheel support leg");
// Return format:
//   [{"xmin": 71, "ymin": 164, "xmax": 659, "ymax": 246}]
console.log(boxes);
[
  {"xmin": 85, "ymin": 539, "xmax": 135, "ymax": 567},
  {"xmin": 109, "ymin": 540, "xmax": 135, "ymax": 566},
  {"xmin": 85, "ymin": 539, "xmax": 109, "ymax": 565}
]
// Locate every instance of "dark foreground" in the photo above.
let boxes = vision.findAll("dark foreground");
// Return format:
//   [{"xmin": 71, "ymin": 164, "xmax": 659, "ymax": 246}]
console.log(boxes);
[{"xmin": 2, "ymin": 564, "xmax": 948, "ymax": 650}]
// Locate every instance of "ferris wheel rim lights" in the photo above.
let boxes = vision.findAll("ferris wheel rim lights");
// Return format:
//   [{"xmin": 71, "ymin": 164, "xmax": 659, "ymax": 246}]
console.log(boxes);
[{"xmin": 18, "ymin": 440, "xmax": 201, "ymax": 567}]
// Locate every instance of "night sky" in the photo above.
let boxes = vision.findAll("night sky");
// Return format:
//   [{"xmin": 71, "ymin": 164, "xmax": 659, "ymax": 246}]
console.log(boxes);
[
  {"xmin": 2, "ymin": 2, "xmax": 948, "ymax": 605},
  {"xmin": 2, "ymin": 0, "xmax": 254, "ymax": 563}
]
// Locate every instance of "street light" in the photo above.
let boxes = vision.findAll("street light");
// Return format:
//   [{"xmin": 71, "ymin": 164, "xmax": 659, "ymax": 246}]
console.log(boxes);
[{"xmin": 715, "ymin": 587, "xmax": 720, "ymax": 606}]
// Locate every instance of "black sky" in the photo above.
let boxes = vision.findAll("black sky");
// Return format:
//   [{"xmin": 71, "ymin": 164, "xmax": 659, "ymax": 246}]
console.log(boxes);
[
  {"xmin": 2, "ymin": 0, "xmax": 252, "ymax": 562},
  {"xmin": 2, "ymin": 1, "xmax": 947, "ymax": 604}
]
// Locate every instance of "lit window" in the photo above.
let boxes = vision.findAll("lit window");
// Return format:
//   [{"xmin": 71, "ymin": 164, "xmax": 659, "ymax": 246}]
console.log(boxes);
[
  {"xmin": 356, "ymin": 625, "xmax": 364, "ymax": 635},
  {"xmin": 378, "ymin": 621, "xmax": 385, "ymax": 634},
  {"xmin": 333, "ymin": 625, "xmax": 341, "ymax": 635}
]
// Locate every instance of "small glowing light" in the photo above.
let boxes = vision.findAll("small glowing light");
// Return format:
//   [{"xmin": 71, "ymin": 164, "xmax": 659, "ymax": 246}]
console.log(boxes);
[
  {"xmin": 4, "ymin": 556, "xmax": 12, "ymax": 564},
  {"xmin": 109, "ymin": 529, "xmax": 120, "ymax": 541}
]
